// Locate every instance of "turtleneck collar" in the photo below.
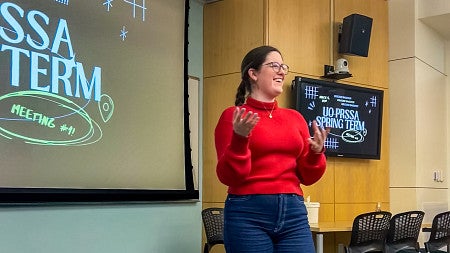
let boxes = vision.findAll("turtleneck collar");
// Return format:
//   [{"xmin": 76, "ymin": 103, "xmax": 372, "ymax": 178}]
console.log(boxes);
[{"xmin": 245, "ymin": 96, "xmax": 278, "ymax": 110}]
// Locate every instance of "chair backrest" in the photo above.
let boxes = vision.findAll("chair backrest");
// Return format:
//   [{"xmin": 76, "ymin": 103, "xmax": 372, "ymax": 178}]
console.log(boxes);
[
  {"xmin": 201, "ymin": 208, "xmax": 224, "ymax": 247},
  {"xmin": 424, "ymin": 211, "xmax": 450, "ymax": 252},
  {"xmin": 385, "ymin": 210, "xmax": 425, "ymax": 252},
  {"xmin": 346, "ymin": 211, "xmax": 392, "ymax": 253}
]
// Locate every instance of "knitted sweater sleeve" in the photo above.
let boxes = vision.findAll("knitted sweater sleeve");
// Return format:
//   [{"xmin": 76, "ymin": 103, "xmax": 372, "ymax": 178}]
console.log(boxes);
[{"xmin": 214, "ymin": 108, "xmax": 251, "ymax": 186}]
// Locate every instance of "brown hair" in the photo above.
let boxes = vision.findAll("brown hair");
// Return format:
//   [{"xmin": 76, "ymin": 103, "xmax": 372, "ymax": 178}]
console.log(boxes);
[{"xmin": 235, "ymin": 45, "xmax": 282, "ymax": 106}]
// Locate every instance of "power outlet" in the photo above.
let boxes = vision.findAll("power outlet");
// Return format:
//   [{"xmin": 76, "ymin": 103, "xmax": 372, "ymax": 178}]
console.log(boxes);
[{"xmin": 433, "ymin": 170, "xmax": 444, "ymax": 182}]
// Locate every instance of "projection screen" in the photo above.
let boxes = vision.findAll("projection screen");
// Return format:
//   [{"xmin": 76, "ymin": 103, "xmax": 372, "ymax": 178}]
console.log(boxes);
[{"xmin": 0, "ymin": 0, "xmax": 198, "ymax": 203}]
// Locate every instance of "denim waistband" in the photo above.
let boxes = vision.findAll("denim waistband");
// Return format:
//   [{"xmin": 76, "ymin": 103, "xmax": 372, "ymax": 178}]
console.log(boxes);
[{"xmin": 227, "ymin": 193, "xmax": 304, "ymax": 200}]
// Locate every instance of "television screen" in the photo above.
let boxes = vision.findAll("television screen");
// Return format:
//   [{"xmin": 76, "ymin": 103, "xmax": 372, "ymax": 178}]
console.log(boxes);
[{"xmin": 292, "ymin": 76, "xmax": 384, "ymax": 159}]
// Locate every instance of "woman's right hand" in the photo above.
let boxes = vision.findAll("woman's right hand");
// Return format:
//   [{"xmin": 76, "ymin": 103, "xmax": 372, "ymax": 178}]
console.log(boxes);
[{"xmin": 233, "ymin": 107, "xmax": 260, "ymax": 137}]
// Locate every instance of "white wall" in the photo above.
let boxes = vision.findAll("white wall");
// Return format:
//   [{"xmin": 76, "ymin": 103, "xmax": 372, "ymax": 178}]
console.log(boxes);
[
  {"xmin": 390, "ymin": 1, "xmax": 449, "ymax": 245},
  {"xmin": 418, "ymin": 0, "xmax": 450, "ymax": 18},
  {"xmin": 389, "ymin": 0, "xmax": 448, "ymax": 216}
]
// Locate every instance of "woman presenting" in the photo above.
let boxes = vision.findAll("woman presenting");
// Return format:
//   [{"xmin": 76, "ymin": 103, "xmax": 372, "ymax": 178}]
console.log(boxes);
[{"xmin": 215, "ymin": 45, "xmax": 330, "ymax": 253}]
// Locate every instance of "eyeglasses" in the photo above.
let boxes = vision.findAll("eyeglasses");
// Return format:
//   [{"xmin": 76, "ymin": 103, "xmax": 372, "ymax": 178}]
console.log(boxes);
[{"xmin": 263, "ymin": 62, "xmax": 289, "ymax": 75}]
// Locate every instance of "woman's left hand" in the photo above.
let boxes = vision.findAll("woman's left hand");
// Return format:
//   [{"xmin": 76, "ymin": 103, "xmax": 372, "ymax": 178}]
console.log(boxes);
[{"xmin": 308, "ymin": 120, "xmax": 330, "ymax": 153}]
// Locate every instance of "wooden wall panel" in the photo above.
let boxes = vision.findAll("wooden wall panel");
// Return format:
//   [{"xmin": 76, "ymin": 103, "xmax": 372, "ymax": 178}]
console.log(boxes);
[
  {"xmin": 204, "ymin": 0, "xmax": 265, "ymax": 78},
  {"xmin": 203, "ymin": 1, "xmax": 390, "ymax": 251},
  {"xmin": 302, "ymin": 158, "xmax": 335, "ymax": 204},
  {"xmin": 318, "ymin": 203, "xmax": 336, "ymax": 222},
  {"xmin": 334, "ymin": 158, "xmax": 389, "ymax": 203},
  {"xmin": 267, "ymin": 0, "xmax": 331, "ymax": 78},
  {"xmin": 203, "ymin": 74, "xmax": 241, "ymax": 203},
  {"xmin": 203, "ymin": 242, "xmax": 225, "ymax": 253},
  {"xmin": 203, "ymin": 2, "xmax": 389, "ymax": 252},
  {"xmin": 335, "ymin": 203, "xmax": 391, "ymax": 221},
  {"xmin": 313, "ymin": 232, "xmax": 338, "ymax": 253}
]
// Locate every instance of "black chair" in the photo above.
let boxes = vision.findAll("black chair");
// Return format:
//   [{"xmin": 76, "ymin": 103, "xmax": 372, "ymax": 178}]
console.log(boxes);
[
  {"xmin": 385, "ymin": 211, "xmax": 425, "ymax": 253},
  {"xmin": 345, "ymin": 211, "xmax": 392, "ymax": 253},
  {"xmin": 423, "ymin": 211, "xmax": 450, "ymax": 253},
  {"xmin": 201, "ymin": 208, "xmax": 224, "ymax": 253}
]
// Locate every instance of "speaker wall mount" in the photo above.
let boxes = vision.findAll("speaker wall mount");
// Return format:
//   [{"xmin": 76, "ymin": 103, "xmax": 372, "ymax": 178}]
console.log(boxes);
[
  {"xmin": 322, "ymin": 13, "xmax": 372, "ymax": 80},
  {"xmin": 338, "ymin": 13, "xmax": 373, "ymax": 57}
]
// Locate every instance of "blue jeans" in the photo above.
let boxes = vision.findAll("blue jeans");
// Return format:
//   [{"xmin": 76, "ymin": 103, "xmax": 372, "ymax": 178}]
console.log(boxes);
[{"xmin": 223, "ymin": 194, "xmax": 315, "ymax": 253}]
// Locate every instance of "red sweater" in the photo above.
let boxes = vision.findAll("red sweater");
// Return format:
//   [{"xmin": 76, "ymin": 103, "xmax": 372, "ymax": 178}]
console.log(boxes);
[{"xmin": 214, "ymin": 97, "xmax": 326, "ymax": 196}]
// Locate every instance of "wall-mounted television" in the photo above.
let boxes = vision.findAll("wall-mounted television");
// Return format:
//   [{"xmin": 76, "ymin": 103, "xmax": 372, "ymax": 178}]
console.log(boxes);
[{"xmin": 292, "ymin": 76, "xmax": 384, "ymax": 160}]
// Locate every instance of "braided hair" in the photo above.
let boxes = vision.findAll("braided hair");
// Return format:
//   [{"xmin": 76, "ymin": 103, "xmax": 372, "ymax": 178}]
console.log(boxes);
[{"xmin": 234, "ymin": 45, "xmax": 282, "ymax": 106}]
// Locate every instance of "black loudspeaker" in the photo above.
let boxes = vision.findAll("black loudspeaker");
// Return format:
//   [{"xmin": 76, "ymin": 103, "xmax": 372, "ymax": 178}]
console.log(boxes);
[{"xmin": 338, "ymin": 14, "xmax": 373, "ymax": 57}]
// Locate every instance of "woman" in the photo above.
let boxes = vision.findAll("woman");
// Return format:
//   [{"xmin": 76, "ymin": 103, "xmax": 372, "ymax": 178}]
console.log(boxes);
[{"xmin": 214, "ymin": 45, "xmax": 329, "ymax": 253}]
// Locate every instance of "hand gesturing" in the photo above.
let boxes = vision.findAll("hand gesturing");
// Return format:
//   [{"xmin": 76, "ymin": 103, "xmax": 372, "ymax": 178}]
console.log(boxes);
[
  {"xmin": 233, "ymin": 107, "xmax": 260, "ymax": 137},
  {"xmin": 308, "ymin": 120, "xmax": 331, "ymax": 153}
]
